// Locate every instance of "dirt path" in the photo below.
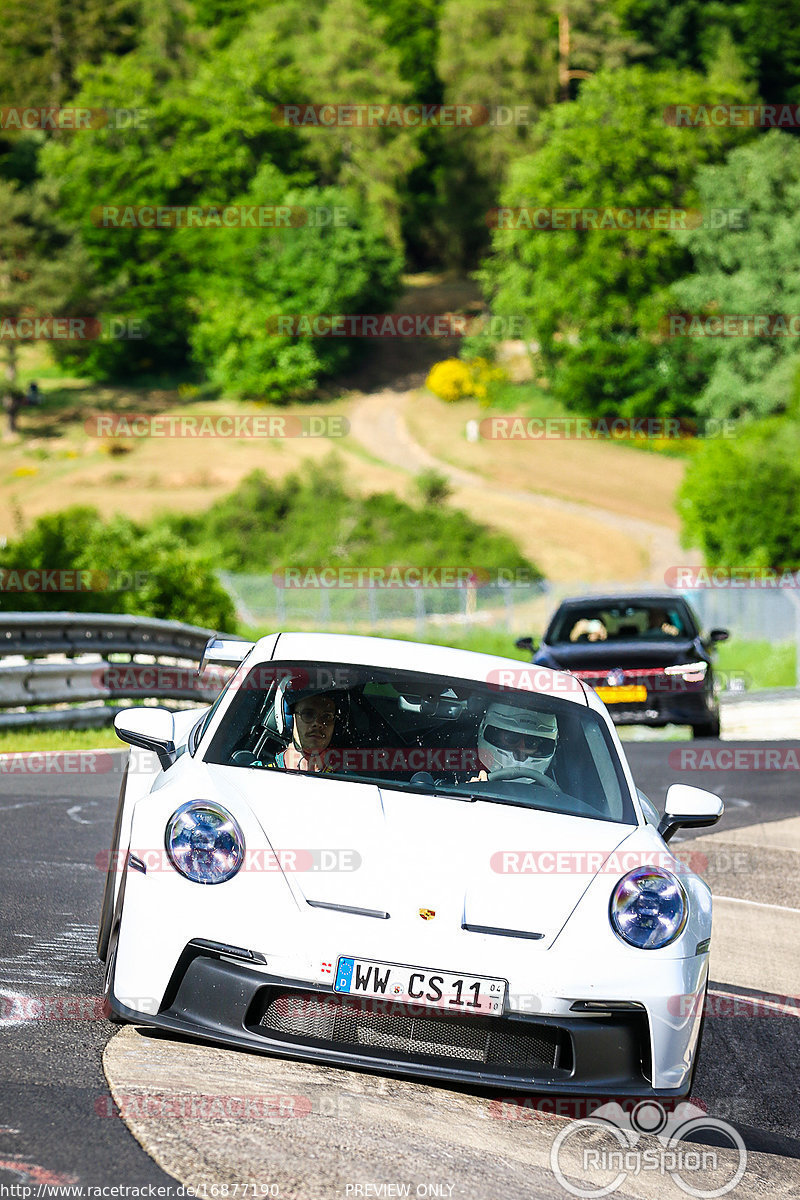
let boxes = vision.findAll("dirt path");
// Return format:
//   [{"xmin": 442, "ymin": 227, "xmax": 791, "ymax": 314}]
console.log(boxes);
[{"xmin": 349, "ymin": 389, "xmax": 694, "ymax": 585}]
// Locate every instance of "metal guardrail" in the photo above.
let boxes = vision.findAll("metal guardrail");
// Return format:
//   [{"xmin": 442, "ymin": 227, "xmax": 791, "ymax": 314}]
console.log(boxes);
[{"xmin": 0, "ymin": 613, "xmax": 236, "ymax": 730}]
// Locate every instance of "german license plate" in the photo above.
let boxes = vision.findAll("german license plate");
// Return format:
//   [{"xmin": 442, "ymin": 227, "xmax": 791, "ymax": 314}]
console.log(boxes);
[
  {"xmin": 334, "ymin": 956, "xmax": 506, "ymax": 1016},
  {"xmin": 596, "ymin": 685, "xmax": 647, "ymax": 703}
]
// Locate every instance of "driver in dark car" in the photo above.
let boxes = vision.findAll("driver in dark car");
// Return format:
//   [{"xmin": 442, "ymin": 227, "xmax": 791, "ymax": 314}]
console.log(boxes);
[{"xmin": 470, "ymin": 703, "xmax": 559, "ymax": 782}]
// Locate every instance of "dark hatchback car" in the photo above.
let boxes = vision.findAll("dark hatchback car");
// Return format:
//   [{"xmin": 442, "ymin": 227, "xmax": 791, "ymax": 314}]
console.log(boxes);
[{"xmin": 516, "ymin": 594, "xmax": 729, "ymax": 738}]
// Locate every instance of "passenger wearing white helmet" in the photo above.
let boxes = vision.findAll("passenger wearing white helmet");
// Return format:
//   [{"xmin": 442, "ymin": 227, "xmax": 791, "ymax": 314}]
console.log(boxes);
[{"xmin": 472, "ymin": 702, "xmax": 559, "ymax": 782}]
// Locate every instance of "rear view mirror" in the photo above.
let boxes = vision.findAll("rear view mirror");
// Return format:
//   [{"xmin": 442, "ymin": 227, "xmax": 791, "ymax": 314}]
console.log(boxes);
[{"xmin": 709, "ymin": 628, "xmax": 729, "ymax": 643}]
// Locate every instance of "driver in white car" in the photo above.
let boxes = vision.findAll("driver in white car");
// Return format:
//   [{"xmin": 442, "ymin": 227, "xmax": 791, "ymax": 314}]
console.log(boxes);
[{"xmin": 470, "ymin": 703, "xmax": 559, "ymax": 782}]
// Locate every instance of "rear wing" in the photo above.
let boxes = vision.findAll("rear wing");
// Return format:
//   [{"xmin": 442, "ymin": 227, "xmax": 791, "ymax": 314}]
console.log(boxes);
[{"xmin": 198, "ymin": 636, "xmax": 255, "ymax": 676}]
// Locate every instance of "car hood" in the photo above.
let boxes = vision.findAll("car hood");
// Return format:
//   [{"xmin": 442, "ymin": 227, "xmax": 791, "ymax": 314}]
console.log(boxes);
[
  {"xmin": 218, "ymin": 767, "xmax": 639, "ymax": 950},
  {"xmin": 535, "ymin": 638, "xmax": 705, "ymax": 671}
]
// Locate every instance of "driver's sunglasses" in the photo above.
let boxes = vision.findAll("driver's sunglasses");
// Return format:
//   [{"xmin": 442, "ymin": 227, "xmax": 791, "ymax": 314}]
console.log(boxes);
[{"xmin": 495, "ymin": 729, "xmax": 553, "ymax": 755}]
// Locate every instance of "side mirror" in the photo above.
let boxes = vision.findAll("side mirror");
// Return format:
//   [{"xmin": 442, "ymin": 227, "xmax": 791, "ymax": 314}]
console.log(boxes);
[
  {"xmin": 114, "ymin": 707, "xmax": 176, "ymax": 770},
  {"xmin": 709, "ymin": 628, "xmax": 729, "ymax": 643},
  {"xmin": 514, "ymin": 636, "xmax": 537, "ymax": 654},
  {"xmin": 657, "ymin": 783, "xmax": 723, "ymax": 843}
]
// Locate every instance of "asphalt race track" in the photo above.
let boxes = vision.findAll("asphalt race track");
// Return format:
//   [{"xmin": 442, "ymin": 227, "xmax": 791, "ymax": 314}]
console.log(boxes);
[{"xmin": 1, "ymin": 743, "xmax": 799, "ymax": 1197}]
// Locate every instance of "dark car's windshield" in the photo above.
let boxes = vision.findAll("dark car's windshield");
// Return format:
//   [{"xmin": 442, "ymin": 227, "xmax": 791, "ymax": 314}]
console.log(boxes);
[
  {"xmin": 204, "ymin": 661, "xmax": 636, "ymax": 824},
  {"xmin": 547, "ymin": 601, "xmax": 695, "ymax": 645}
]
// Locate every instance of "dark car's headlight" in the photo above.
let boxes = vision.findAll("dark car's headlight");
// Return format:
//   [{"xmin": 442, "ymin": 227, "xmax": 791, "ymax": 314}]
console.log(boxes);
[
  {"xmin": 610, "ymin": 866, "xmax": 687, "ymax": 949},
  {"xmin": 165, "ymin": 801, "xmax": 244, "ymax": 884}
]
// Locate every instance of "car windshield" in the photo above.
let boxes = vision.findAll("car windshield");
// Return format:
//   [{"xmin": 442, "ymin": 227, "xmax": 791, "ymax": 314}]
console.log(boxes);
[
  {"xmin": 204, "ymin": 661, "xmax": 636, "ymax": 825},
  {"xmin": 548, "ymin": 602, "xmax": 693, "ymax": 644}
]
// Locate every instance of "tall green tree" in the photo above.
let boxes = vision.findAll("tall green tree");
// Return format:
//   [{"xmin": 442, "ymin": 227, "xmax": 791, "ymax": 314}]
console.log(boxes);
[
  {"xmin": 38, "ymin": 29, "xmax": 306, "ymax": 377},
  {"xmin": 479, "ymin": 66, "xmax": 754, "ymax": 418},
  {"xmin": 0, "ymin": 178, "xmax": 97, "ymax": 430},
  {"xmin": 0, "ymin": 0, "xmax": 141, "ymax": 106},
  {"xmin": 438, "ymin": 0, "xmax": 558, "ymax": 179},
  {"xmin": 613, "ymin": 0, "xmax": 800, "ymax": 103},
  {"xmin": 671, "ymin": 132, "xmax": 800, "ymax": 420},
  {"xmin": 187, "ymin": 175, "xmax": 402, "ymax": 399},
  {"xmin": 270, "ymin": 0, "xmax": 421, "ymax": 250}
]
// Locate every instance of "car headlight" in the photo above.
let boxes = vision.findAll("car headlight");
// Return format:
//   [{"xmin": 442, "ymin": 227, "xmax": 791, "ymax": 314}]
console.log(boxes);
[
  {"xmin": 610, "ymin": 866, "xmax": 687, "ymax": 949},
  {"xmin": 165, "ymin": 801, "xmax": 244, "ymax": 884}
]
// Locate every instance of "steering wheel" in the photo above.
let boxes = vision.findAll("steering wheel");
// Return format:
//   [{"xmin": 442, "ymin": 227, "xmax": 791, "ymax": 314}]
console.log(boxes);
[{"xmin": 487, "ymin": 765, "xmax": 562, "ymax": 792}]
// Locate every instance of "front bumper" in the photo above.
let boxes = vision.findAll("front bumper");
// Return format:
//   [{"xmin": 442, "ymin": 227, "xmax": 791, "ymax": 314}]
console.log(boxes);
[
  {"xmin": 108, "ymin": 941, "xmax": 688, "ymax": 1097},
  {"xmin": 603, "ymin": 690, "xmax": 716, "ymax": 729}
]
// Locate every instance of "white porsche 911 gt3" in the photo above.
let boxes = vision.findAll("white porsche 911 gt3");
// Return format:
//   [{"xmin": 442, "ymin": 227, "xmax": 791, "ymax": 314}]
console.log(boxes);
[{"xmin": 99, "ymin": 631, "xmax": 722, "ymax": 1097}]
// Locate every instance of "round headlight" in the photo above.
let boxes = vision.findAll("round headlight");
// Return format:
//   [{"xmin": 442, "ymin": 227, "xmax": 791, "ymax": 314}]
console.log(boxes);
[
  {"xmin": 165, "ymin": 801, "xmax": 244, "ymax": 884},
  {"xmin": 610, "ymin": 866, "xmax": 687, "ymax": 949}
]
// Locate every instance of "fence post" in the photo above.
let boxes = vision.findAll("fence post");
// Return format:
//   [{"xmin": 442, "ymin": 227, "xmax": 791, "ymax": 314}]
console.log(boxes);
[
  {"xmin": 787, "ymin": 591, "xmax": 800, "ymax": 690},
  {"xmin": 414, "ymin": 587, "xmax": 426, "ymax": 637},
  {"xmin": 502, "ymin": 581, "xmax": 513, "ymax": 632}
]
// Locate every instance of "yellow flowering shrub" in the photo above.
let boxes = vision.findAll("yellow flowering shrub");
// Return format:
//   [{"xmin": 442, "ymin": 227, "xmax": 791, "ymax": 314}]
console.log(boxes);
[
  {"xmin": 425, "ymin": 358, "xmax": 474, "ymax": 402},
  {"xmin": 426, "ymin": 357, "xmax": 507, "ymax": 404}
]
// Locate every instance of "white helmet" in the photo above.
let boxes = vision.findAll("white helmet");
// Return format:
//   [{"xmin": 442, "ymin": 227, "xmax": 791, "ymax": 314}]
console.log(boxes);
[{"xmin": 478, "ymin": 703, "xmax": 558, "ymax": 774}]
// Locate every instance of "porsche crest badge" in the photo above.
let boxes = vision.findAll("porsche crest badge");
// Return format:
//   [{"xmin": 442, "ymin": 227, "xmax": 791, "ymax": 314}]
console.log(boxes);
[{"xmin": 418, "ymin": 908, "xmax": 436, "ymax": 921}]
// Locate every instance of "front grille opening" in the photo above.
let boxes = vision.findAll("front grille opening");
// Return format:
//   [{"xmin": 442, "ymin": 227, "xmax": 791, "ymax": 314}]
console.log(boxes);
[{"xmin": 249, "ymin": 989, "xmax": 573, "ymax": 1076}]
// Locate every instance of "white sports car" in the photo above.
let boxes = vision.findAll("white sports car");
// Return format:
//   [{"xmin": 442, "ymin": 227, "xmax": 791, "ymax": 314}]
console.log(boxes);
[{"xmin": 99, "ymin": 632, "xmax": 723, "ymax": 1097}]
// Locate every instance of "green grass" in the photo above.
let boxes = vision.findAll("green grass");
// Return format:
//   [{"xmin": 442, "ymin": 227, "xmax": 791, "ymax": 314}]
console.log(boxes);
[
  {"xmin": 484, "ymin": 378, "xmax": 696, "ymax": 459},
  {"xmin": 0, "ymin": 726, "xmax": 123, "ymax": 754},
  {"xmin": 714, "ymin": 638, "xmax": 796, "ymax": 690}
]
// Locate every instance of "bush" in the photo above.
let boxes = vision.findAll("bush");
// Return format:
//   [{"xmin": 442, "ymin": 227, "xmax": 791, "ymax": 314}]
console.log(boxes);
[
  {"xmin": 426, "ymin": 356, "xmax": 506, "ymax": 404},
  {"xmin": 157, "ymin": 459, "xmax": 541, "ymax": 581},
  {"xmin": 678, "ymin": 419, "xmax": 800, "ymax": 567},
  {"xmin": 415, "ymin": 469, "xmax": 452, "ymax": 507},
  {"xmin": 426, "ymin": 358, "xmax": 474, "ymax": 402},
  {"xmin": 0, "ymin": 507, "xmax": 237, "ymax": 629}
]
